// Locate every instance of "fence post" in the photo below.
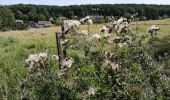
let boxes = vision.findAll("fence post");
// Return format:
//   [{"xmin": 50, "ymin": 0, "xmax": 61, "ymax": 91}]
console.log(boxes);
[
  {"xmin": 61, "ymin": 19, "xmax": 67, "ymax": 59},
  {"xmin": 56, "ymin": 32, "xmax": 62, "ymax": 68}
]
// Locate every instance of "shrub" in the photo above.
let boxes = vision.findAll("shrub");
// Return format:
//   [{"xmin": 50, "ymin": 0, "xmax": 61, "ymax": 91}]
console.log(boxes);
[
  {"xmin": 54, "ymin": 19, "xmax": 61, "ymax": 26},
  {"xmin": 0, "ymin": 7, "xmax": 15, "ymax": 31},
  {"xmin": 150, "ymin": 35, "xmax": 170, "ymax": 61}
]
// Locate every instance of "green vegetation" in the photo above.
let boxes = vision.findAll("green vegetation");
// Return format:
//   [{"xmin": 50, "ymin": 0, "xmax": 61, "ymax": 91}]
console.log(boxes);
[
  {"xmin": 7, "ymin": 4, "xmax": 170, "ymax": 21},
  {"xmin": 0, "ymin": 4, "xmax": 170, "ymax": 31},
  {"xmin": 0, "ymin": 7, "xmax": 15, "ymax": 31},
  {"xmin": 0, "ymin": 18, "xmax": 170, "ymax": 99}
]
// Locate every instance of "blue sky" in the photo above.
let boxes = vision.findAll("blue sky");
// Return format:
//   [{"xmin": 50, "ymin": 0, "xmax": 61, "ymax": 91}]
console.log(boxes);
[{"xmin": 1, "ymin": 0, "xmax": 170, "ymax": 5}]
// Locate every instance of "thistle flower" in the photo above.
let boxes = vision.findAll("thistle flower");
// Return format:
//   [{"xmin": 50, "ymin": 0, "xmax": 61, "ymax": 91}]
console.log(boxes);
[
  {"xmin": 57, "ymin": 69, "xmax": 65, "ymax": 77},
  {"xmin": 60, "ymin": 39, "xmax": 69, "ymax": 46},
  {"xmin": 111, "ymin": 62, "xmax": 120, "ymax": 71},
  {"xmin": 87, "ymin": 19, "xmax": 93, "ymax": 25},
  {"xmin": 28, "ymin": 54, "xmax": 40, "ymax": 63},
  {"xmin": 88, "ymin": 87, "xmax": 95, "ymax": 96},
  {"xmin": 61, "ymin": 57, "xmax": 74, "ymax": 69},
  {"xmin": 24, "ymin": 52, "xmax": 49, "ymax": 71},
  {"xmin": 79, "ymin": 30, "xmax": 89, "ymax": 36},
  {"xmin": 52, "ymin": 55, "xmax": 59, "ymax": 61},
  {"xmin": 38, "ymin": 52, "xmax": 48, "ymax": 63},
  {"xmin": 90, "ymin": 34, "xmax": 101, "ymax": 42},
  {"xmin": 117, "ymin": 43, "xmax": 127, "ymax": 48}
]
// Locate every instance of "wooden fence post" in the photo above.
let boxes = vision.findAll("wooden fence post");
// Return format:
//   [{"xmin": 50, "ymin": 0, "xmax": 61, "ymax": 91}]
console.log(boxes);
[
  {"xmin": 56, "ymin": 32, "xmax": 62, "ymax": 68},
  {"xmin": 61, "ymin": 19, "xmax": 67, "ymax": 59}
]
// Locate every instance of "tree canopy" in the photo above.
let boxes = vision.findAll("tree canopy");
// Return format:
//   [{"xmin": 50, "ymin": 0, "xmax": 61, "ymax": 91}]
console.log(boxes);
[
  {"xmin": 6, "ymin": 4, "xmax": 170, "ymax": 21},
  {"xmin": 0, "ymin": 7, "xmax": 15, "ymax": 31},
  {"xmin": 0, "ymin": 4, "xmax": 170, "ymax": 31}
]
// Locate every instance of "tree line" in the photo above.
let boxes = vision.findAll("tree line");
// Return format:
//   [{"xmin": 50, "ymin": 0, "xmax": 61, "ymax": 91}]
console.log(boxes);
[{"xmin": 0, "ymin": 4, "xmax": 170, "ymax": 31}]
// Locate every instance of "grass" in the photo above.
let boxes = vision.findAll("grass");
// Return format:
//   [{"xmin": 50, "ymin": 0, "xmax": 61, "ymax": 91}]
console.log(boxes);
[{"xmin": 0, "ymin": 18, "xmax": 170, "ymax": 99}]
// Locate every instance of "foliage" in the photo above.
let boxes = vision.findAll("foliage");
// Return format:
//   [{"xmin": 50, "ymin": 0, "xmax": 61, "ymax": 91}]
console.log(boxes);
[
  {"xmin": 6, "ymin": 4, "xmax": 170, "ymax": 22},
  {"xmin": 66, "ymin": 11, "xmax": 74, "ymax": 19},
  {"xmin": 54, "ymin": 19, "xmax": 61, "ymax": 26},
  {"xmin": 1, "ymin": 4, "xmax": 170, "ymax": 31},
  {"xmin": 0, "ymin": 7, "xmax": 15, "ymax": 31},
  {"xmin": 14, "ymin": 31, "xmax": 170, "ymax": 99},
  {"xmin": 0, "ymin": 17, "xmax": 170, "ymax": 99},
  {"xmin": 37, "ymin": 14, "xmax": 46, "ymax": 21},
  {"xmin": 149, "ymin": 35, "xmax": 170, "ymax": 61}
]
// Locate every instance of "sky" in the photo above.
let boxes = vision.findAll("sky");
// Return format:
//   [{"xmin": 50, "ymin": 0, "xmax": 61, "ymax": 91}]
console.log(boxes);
[{"xmin": 1, "ymin": 0, "xmax": 170, "ymax": 6}]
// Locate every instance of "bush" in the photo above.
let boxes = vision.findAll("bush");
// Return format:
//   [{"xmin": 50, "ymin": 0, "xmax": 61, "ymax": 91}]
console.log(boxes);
[
  {"xmin": 16, "ymin": 23, "xmax": 29, "ymax": 30},
  {"xmin": 0, "ymin": 7, "xmax": 15, "ymax": 31},
  {"xmin": 149, "ymin": 35, "xmax": 170, "ymax": 61},
  {"xmin": 54, "ymin": 19, "xmax": 61, "ymax": 26}
]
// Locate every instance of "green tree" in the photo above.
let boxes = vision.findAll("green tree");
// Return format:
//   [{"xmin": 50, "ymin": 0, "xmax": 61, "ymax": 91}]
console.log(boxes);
[
  {"xmin": 66, "ymin": 11, "xmax": 74, "ymax": 19},
  {"xmin": 145, "ymin": 7, "xmax": 159, "ymax": 20},
  {"xmin": 0, "ymin": 16, "xmax": 2, "ymax": 29},
  {"xmin": 37, "ymin": 14, "xmax": 46, "ymax": 21},
  {"xmin": 0, "ymin": 7, "xmax": 15, "ymax": 31},
  {"xmin": 28, "ymin": 12, "xmax": 38, "ymax": 21},
  {"xmin": 15, "ymin": 11, "xmax": 29, "ymax": 21}
]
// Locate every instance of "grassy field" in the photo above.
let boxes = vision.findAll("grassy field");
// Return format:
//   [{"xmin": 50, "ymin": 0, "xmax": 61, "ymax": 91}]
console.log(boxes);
[{"xmin": 0, "ymin": 18, "xmax": 170, "ymax": 99}]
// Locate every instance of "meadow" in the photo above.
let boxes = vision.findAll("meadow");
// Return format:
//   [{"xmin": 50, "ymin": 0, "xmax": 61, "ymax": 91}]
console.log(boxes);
[{"xmin": 0, "ymin": 19, "xmax": 170, "ymax": 99}]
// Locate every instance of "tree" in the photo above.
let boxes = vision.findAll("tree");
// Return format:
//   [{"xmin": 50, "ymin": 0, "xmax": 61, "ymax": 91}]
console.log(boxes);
[
  {"xmin": 145, "ymin": 7, "xmax": 159, "ymax": 20},
  {"xmin": 28, "ymin": 12, "xmax": 37, "ymax": 21},
  {"xmin": 37, "ymin": 7, "xmax": 49, "ymax": 20},
  {"xmin": 0, "ymin": 7, "xmax": 15, "ymax": 31},
  {"xmin": 15, "ymin": 11, "xmax": 29, "ymax": 21},
  {"xmin": 66, "ymin": 11, "xmax": 74, "ymax": 19},
  {"xmin": 37, "ymin": 14, "xmax": 46, "ymax": 21},
  {"xmin": 0, "ymin": 16, "xmax": 2, "ymax": 29}
]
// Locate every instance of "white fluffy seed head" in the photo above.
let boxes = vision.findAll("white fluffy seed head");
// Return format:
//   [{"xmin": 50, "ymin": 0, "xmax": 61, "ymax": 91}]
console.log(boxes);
[
  {"xmin": 101, "ymin": 26, "xmax": 109, "ymax": 33},
  {"xmin": 63, "ymin": 20, "xmax": 80, "ymax": 33},
  {"xmin": 24, "ymin": 59, "xmax": 34, "ymax": 69},
  {"xmin": 80, "ymin": 18, "xmax": 86, "ymax": 23},
  {"xmin": 117, "ymin": 43, "xmax": 127, "ymax": 48},
  {"xmin": 85, "ymin": 16, "xmax": 91, "ymax": 19},
  {"xmin": 103, "ymin": 59, "xmax": 111, "ymax": 69},
  {"xmin": 80, "ymin": 16, "xmax": 93, "ymax": 25},
  {"xmin": 57, "ymin": 69, "xmax": 65, "ymax": 77},
  {"xmin": 61, "ymin": 57, "xmax": 74, "ymax": 69},
  {"xmin": 38, "ymin": 52, "xmax": 48, "ymax": 61},
  {"xmin": 24, "ymin": 52, "xmax": 48, "ymax": 70},
  {"xmin": 148, "ymin": 25, "xmax": 160, "ymax": 33},
  {"xmin": 111, "ymin": 63, "xmax": 120, "ymax": 71},
  {"xmin": 104, "ymin": 33, "xmax": 112, "ymax": 39},
  {"xmin": 79, "ymin": 30, "xmax": 89, "ymax": 36},
  {"xmin": 105, "ymin": 51, "xmax": 114, "ymax": 59},
  {"xmin": 88, "ymin": 87, "xmax": 95, "ymax": 95},
  {"xmin": 117, "ymin": 24, "xmax": 126, "ymax": 34},
  {"xmin": 92, "ymin": 34, "xmax": 101, "ymax": 41},
  {"xmin": 117, "ymin": 17, "xmax": 126, "ymax": 25},
  {"xmin": 28, "ymin": 54, "xmax": 40, "ymax": 63},
  {"xmin": 60, "ymin": 39, "xmax": 69, "ymax": 45},
  {"xmin": 87, "ymin": 19, "xmax": 93, "ymax": 25},
  {"xmin": 52, "ymin": 55, "xmax": 59, "ymax": 61}
]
